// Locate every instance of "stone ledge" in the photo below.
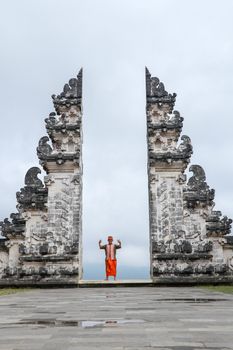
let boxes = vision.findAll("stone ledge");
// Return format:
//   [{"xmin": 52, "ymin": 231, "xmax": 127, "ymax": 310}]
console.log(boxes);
[
  {"xmin": 152, "ymin": 275, "xmax": 233, "ymax": 285},
  {"xmin": 20, "ymin": 254, "xmax": 77, "ymax": 262},
  {"xmin": 154, "ymin": 253, "xmax": 213, "ymax": 260},
  {"xmin": 1, "ymin": 277, "xmax": 233, "ymax": 288},
  {"xmin": 0, "ymin": 279, "xmax": 79, "ymax": 288},
  {"xmin": 78, "ymin": 279, "xmax": 154, "ymax": 288}
]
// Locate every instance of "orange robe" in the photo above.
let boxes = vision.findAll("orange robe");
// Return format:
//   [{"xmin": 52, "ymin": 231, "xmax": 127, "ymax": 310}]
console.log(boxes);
[
  {"xmin": 106, "ymin": 259, "xmax": 117, "ymax": 277},
  {"xmin": 100, "ymin": 243, "xmax": 120, "ymax": 277}
]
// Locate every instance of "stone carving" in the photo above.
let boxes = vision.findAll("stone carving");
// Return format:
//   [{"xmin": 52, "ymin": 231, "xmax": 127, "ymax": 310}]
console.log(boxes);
[
  {"xmin": 16, "ymin": 167, "xmax": 47, "ymax": 211},
  {"xmin": 183, "ymin": 165, "xmax": 215, "ymax": 208},
  {"xmin": 52, "ymin": 68, "xmax": 83, "ymax": 114},
  {"xmin": 44, "ymin": 175, "xmax": 55, "ymax": 186},
  {"xmin": 145, "ymin": 67, "xmax": 176, "ymax": 111},
  {"xmin": 178, "ymin": 135, "xmax": 193, "ymax": 158},
  {"xmin": 195, "ymin": 240, "xmax": 213, "ymax": 253},
  {"xmin": 150, "ymin": 77, "xmax": 168, "ymax": 98},
  {"xmin": 171, "ymin": 110, "xmax": 183, "ymax": 123},
  {"xmin": 37, "ymin": 74, "xmax": 82, "ymax": 173},
  {"xmin": 37, "ymin": 136, "xmax": 52, "ymax": 158},
  {"xmin": 45, "ymin": 112, "xmax": 57, "ymax": 128},
  {"xmin": 146, "ymin": 68, "xmax": 233, "ymax": 284},
  {"xmin": 149, "ymin": 138, "xmax": 193, "ymax": 165},
  {"xmin": 0, "ymin": 214, "xmax": 25, "ymax": 239},
  {"xmin": 226, "ymin": 236, "xmax": 233, "ymax": 246},
  {"xmin": 206, "ymin": 212, "xmax": 232, "ymax": 236},
  {"xmin": 147, "ymin": 111, "xmax": 183, "ymax": 134},
  {"xmin": 174, "ymin": 240, "xmax": 192, "ymax": 254},
  {"xmin": 152, "ymin": 241, "xmax": 166, "ymax": 253},
  {"xmin": 187, "ymin": 165, "xmax": 209, "ymax": 191},
  {"xmin": 25, "ymin": 167, "xmax": 43, "ymax": 187},
  {"xmin": 71, "ymin": 174, "xmax": 81, "ymax": 185},
  {"xmin": 0, "ymin": 70, "xmax": 83, "ymax": 284}
]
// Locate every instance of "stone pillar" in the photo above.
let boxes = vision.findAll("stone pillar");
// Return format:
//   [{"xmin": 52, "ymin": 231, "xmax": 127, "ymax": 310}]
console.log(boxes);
[
  {"xmin": 0, "ymin": 69, "xmax": 83, "ymax": 285},
  {"xmin": 146, "ymin": 68, "xmax": 233, "ymax": 283},
  {"xmin": 36, "ymin": 69, "xmax": 83, "ymax": 282}
]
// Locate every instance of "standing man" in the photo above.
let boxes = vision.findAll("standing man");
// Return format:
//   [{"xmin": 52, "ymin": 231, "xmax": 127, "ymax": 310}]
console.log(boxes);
[{"xmin": 99, "ymin": 236, "xmax": 122, "ymax": 280}]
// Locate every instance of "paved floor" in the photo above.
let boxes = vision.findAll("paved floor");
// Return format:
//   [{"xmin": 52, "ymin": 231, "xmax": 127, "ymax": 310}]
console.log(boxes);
[{"xmin": 0, "ymin": 287, "xmax": 233, "ymax": 350}]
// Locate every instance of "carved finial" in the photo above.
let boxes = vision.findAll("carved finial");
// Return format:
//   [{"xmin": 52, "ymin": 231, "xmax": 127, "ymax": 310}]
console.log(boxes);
[
  {"xmin": 45, "ymin": 113, "xmax": 57, "ymax": 129},
  {"xmin": 178, "ymin": 135, "xmax": 193, "ymax": 158},
  {"xmin": 207, "ymin": 213, "xmax": 232, "ymax": 236},
  {"xmin": 184, "ymin": 164, "xmax": 215, "ymax": 209},
  {"xmin": 37, "ymin": 136, "xmax": 53, "ymax": 158},
  {"xmin": 25, "ymin": 167, "xmax": 43, "ymax": 188},
  {"xmin": 188, "ymin": 165, "xmax": 206, "ymax": 186},
  {"xmin": 145, "ymin": 67, "xmax": 176, "ymax": 111},
  {"xmin": 52, "ymin": 69, "xmax": 83, "ymax": 114},
  {"xmin": 61, "ymin": 68, "xmax": 82, "ymax": 99},
  {"xmin": 16, "ymin": 167, "xmax": 47, "ymax": 211}
]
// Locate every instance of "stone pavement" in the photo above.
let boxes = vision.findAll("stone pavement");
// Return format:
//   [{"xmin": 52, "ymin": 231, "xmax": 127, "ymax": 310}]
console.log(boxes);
[{"xmin": 0, "ymin": 286, "xmax": 233, "ymax": 350}]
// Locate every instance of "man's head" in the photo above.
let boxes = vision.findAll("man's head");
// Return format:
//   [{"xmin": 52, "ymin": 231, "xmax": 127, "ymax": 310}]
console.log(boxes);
[{"xmin": 108, "ymin": 236, "xmax": 113, "ymax": 244}]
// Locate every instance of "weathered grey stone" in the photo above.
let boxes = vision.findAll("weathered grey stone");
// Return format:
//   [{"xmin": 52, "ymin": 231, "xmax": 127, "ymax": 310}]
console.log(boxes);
[
  {"xmin": 0, "ymin": 70, "xmax": 83, "ymax": 284},
  {"xmin": 0, "ymin": 68, "xmax": 232, "ymax": 286},
  {"xmin": 0, "ymin": 287, "xmax": 233, "ymax": 350},
  {"xmin": 146, "ymin": 67, "xmax": 233, "ymax": 283}
]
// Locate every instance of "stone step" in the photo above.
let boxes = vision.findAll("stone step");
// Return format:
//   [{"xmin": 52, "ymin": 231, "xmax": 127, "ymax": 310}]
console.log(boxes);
[{"xmin": 78, "ymin": 279, "xmax": 154, "ymax": 287}]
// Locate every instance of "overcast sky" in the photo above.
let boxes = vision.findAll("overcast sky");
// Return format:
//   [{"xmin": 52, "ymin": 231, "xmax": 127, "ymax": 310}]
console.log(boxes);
[{"xmin": 0, "ymin": 0, "xmax": 233, "ymax": 279}]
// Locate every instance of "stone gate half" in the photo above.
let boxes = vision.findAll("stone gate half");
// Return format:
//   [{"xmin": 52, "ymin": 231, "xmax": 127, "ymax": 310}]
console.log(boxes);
[
  {"xmin": 146, "ymin": 68, "xmax": 233, "ymax": 283},
  {"xmin": 0, "ymin": 70, "xmax": 83, "ymax": 285}
]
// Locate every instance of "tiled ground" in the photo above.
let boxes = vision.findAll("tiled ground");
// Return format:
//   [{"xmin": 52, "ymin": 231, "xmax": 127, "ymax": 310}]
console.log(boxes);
[{"xmin": 0, "ymin": 286, "xmax": 233, "ymax": 349}]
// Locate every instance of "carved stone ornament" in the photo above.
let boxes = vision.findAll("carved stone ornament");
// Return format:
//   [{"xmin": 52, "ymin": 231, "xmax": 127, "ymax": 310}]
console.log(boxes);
[
  {"xmin": 149, "ymin": 134, "xmax": 193, "ymax": 165},
  {"xmin": 16, "ymin": 167, "xmax": 48, "ymax": 211},
  {"xmin": 187, "ymin": 165, "xmax": 208, "ymax": 191},
  {"xmin": 145, "ymin": 67, "xmax": 176, "ymax": 111},
  {"xmin": 45, "ymin": 112, "xmax": 57, "ymax": 129},
  {"xmin": 178, "ymin": 135, "xmax": 193, "ymax": 158},
  {"xmin": 206, "ymin": 212, "xmax": 232, "ymax": 236},
  {"xmin": 71, "ymin": 174, "xmax": 81, "ymax": 185},
  {"xmin": 25, "ymin": 167, "xmax": 43, "ymax": 187},
  {"xmin": 184, "ymin": 165, "xmax": 215, "ymax": 208},
  {"xmin": 52, "ymin": 68, "xmax": 83, "ymax": 114},
  {"xmin": 0, "ymin": 213, "xmax": 26, "ymax": 239}
]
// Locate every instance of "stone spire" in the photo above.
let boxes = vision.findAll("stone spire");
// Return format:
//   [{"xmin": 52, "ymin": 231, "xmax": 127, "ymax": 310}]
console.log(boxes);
[
  {"xmin": 145, "ymin": 67, "xmax": 176, "ymax": 111},
  {"xmin": 146, "ymin": 68, "xmax": 192, "ymax": 172},
  {"xmin": 37, "ymin": 69, "xmax": 83, "ymax": 173},
  {"xmin": 52, "ymin": 68, "xmax": 83, "ymax": 114}
]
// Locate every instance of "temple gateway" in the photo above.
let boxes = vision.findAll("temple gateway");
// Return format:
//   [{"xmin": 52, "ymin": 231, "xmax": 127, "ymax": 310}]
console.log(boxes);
[{"xmin": 0, "ymin": 68, "xmax": 232, "ymax": 286}]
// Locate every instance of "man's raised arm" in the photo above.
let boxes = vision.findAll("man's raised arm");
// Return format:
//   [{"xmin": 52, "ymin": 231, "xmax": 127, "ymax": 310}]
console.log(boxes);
[
  {"xmin": 99, "ymin": 240, "xmax": 105, "ymax": 249},
  {"xmin": 116, "ymin": 239, "xmax": 122, "ymax": 249}
]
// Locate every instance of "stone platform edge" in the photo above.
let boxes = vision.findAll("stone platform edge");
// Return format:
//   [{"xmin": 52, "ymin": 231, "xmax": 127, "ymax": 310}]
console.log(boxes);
[{"xmin": 1, "ymin": 277, "xmax": 233, "ymax": 288}]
